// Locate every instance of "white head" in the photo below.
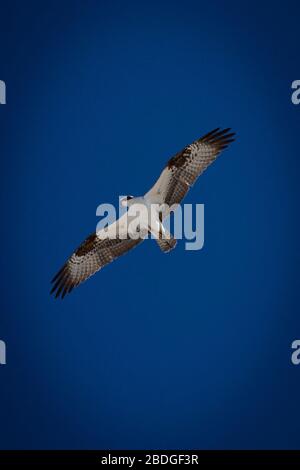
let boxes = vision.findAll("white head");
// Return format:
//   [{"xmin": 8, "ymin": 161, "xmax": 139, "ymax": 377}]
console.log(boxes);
[{"xmin": 120, "ymin": 195, "xmax": 135, "ymax": 207}]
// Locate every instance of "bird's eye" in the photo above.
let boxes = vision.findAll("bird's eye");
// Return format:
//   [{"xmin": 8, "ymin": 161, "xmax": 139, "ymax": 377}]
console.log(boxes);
[{"xmin": 127, "ymin": 196, "xmax": 133, "ymax": 200}]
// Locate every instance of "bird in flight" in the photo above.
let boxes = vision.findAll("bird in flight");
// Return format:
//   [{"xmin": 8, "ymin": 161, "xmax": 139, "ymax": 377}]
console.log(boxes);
[{"xmin": 51, "ymin": 128, "xmax": 235, "ymax": 298}]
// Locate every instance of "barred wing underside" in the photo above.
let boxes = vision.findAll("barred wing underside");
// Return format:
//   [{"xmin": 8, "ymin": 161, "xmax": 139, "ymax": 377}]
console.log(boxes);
[
  {"xmin": 51, "ymin": 228, "xmax": 143, "ymax": 299},
  {"xmin": 146, "ymin": 128, "xmax": 235, "ymax": 208}
]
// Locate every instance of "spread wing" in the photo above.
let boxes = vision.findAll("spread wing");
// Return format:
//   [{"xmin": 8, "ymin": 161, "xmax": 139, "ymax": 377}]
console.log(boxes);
[
  {"xmin": 50, "ymin": 215, "xmax": 143, "ymax": 299},
  {"xmin": 145, "ymin": 128, "xmax": 235, "ymax": 209}
]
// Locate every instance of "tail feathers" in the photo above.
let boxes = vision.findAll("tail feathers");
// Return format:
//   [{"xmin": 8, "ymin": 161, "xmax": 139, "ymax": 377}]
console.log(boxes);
[{"xmin": 156, "ymin": 236, "xmax": 177, "ymax": 253}]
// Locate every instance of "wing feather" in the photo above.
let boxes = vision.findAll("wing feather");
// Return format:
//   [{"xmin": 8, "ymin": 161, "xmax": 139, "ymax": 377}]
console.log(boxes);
[
  {"xmin": 146, "ymin": 128, "xmax": 235, "ymax": 208},
  {"xmin": 50, "ymin": 226, "xmax": 143, "ymax": 299}
]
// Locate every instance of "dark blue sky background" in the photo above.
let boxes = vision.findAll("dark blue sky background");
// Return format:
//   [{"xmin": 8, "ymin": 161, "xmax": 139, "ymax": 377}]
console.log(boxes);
[{"xmin": 0, "ymin": 0, "xmax": 299, "ymax": 449}]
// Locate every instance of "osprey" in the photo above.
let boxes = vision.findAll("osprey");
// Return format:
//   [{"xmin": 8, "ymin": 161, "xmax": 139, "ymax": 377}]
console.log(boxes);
[{"xmin": 51, "ymin": 128, "xmax": 235, "ymax": 298}]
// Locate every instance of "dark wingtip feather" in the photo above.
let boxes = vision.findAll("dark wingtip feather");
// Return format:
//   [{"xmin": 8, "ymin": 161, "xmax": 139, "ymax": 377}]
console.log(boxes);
[
  {"xmin": 51, "ymin": 265, "xmax": 66, "ymax": 284},
  {"xmin": 201, "ymin": 127, "xmax": 221, "ymax": 142},
  {"xmin": 50, "ymin": 263, "xmax": 71, "ymax": 299},
  {"xmin": 55, "ymin": 283, "xmax": 65, "ymax": 299},
  {"xmin": 201, "ymin": 127, "xmax": 236, "ymax": 150}
]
